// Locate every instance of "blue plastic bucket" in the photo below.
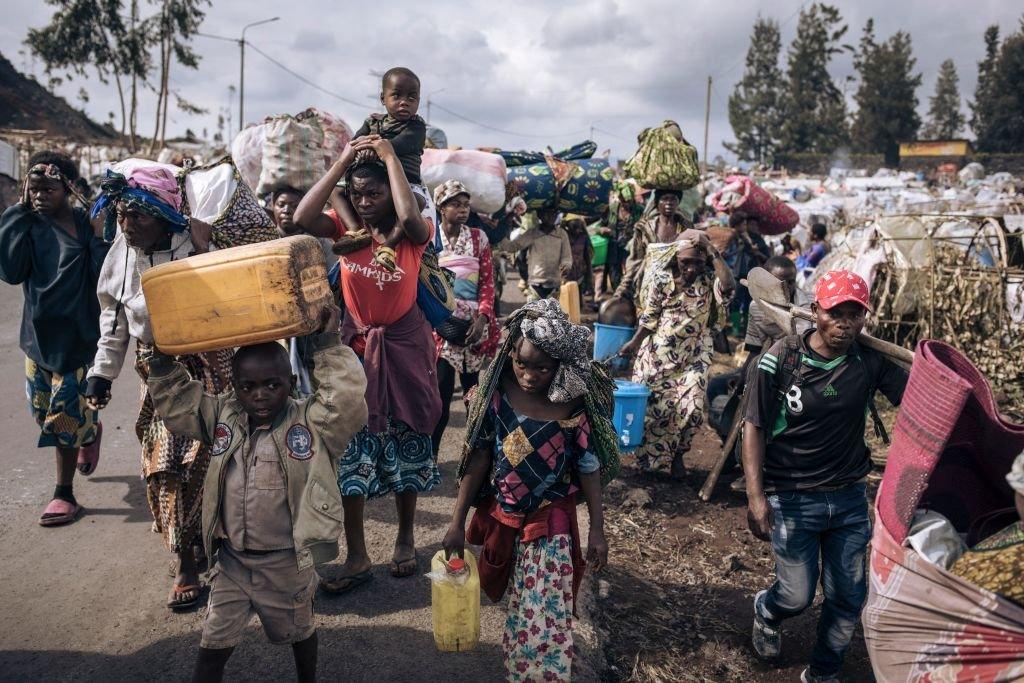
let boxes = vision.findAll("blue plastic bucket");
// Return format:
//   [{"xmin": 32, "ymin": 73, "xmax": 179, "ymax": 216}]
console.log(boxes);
[
  {"xmin": 593, "ymin": 323, "xmax": 635, "ymax": 373},
  {"xmin": 613, "ymin": 379, "xmax": 650, "ymax": 452}
]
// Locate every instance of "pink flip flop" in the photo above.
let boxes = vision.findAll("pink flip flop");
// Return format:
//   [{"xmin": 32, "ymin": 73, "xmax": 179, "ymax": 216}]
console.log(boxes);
[
  {"xmin": 39, "ymin": 498, "xmax": 83, "ymax": 527},
  {"xmin": 77, "ymin": 422, "xmax": 103, "ymax": 476}
]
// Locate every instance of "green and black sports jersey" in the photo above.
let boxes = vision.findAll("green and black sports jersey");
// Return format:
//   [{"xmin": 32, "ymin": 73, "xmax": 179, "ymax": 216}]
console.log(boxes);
[{"xmin": 744, "ymin": 330, "xmax": 908, "ymax": 492}]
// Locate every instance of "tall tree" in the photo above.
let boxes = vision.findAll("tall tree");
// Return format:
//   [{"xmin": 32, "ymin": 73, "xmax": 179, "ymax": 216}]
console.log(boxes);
[
  {"xmin": 969, "ymin": 25, "xmax": 1000, "ymax": 145},
  {"xmin": 921, "ymin": 59, "xmax": 964, "ymax": 140},
  {"xmin": 147, "ymin": 0, "xmax": 208, "ymax": 153},
  {"xmin": 850, "ymin": 20, "xmax": 922, "ymax": 166},
  {"xmin": 726, "ymin": 17, "xmax": 784, "ymax": 165},
  {"xmin": 25, "ymin": 0, "xmax": 131, "ymax": 136},
  {"xmin": 779, "ymin": 3, "xmax": 851, "ymax": 155},
  {"xmin": 972, "ymin": 19, "xmax": 1024, "ymax": 152}
]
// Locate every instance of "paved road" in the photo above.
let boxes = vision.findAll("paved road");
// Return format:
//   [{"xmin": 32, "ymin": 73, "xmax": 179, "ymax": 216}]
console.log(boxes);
[{"xmin": 0, "ymin": 278, "xmax": 599, "ymax": 681}]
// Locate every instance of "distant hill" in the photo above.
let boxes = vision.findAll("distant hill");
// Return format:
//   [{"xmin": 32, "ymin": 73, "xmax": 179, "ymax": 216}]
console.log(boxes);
[{"xmin": 0, "ymin": 51, "xmax": 118, "ymax": 141}]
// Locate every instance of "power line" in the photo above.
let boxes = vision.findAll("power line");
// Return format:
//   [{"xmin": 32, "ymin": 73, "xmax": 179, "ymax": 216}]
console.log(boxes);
[
  {"xmin": 428, "ymin": 101, "xmax": 589, "ymax": 140},
  {"xmin": 244, "ymin": 42, "xmax": 367, "ymax": 110}
]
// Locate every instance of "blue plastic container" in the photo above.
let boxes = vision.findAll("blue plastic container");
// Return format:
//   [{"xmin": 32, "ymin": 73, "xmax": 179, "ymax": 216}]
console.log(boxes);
[
  {"xmin": 613, "ymin": 380, "xmax": 651, "ymax": 453},
  {"xmin": 593, "ymin": 323, "xmax": 635, "ymax": 373}
]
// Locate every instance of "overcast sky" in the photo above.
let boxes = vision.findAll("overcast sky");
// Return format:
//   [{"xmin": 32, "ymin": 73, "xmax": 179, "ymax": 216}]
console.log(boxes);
[{"xmin": 2, "ymin": 1, "xmax": 1022, "ymax": 161}]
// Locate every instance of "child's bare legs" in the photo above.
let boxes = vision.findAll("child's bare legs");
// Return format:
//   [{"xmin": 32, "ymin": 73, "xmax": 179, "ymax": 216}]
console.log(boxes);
[
  {"xmin": 192, "ymin": 646, "xmax": 234, "ymax": 683},
  {"xmin": 292, "ymin": 632, "xmax": 318, "ymax": 683},
  {"xmin": 373, "ymin": 225, "xmax": 404, "ymax": 272},
  {"xmin": 392, "ymin": 490, "xmax": 417, "ymax": 577}
]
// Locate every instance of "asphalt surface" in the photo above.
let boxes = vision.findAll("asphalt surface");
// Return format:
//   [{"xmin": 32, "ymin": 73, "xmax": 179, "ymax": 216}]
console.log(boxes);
[{"xmin": 0, "ymin": 277, "xmax": 599, "ymax": 682}]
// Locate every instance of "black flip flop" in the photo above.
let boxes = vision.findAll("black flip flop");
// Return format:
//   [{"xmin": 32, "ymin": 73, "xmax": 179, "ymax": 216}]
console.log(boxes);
[{"xmin": 320, "ymin": 570, "xmax": 373, "ymax": 595}]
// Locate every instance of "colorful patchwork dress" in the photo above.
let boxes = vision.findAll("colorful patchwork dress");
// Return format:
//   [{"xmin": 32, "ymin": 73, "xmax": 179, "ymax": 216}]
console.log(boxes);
[
  {"xmin": 472, "ymin": 390, "xmax": 600, "ymax": 682},
  {"xmin": 632, "ymin": 270, "xmax": 727, "ymax": 470}
]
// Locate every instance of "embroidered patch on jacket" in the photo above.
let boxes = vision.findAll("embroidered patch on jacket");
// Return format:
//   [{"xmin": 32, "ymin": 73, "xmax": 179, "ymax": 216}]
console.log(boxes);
[
  {"xmin": 286, "ymin": 424, "xmax": 314, "ymax": 460},
  {"xmin": 212, "ymin": 423, "xmax": 233, "ymax": 455}
]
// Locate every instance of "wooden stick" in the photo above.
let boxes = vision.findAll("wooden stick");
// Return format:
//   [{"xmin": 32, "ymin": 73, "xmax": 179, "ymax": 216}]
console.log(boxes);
[{"xmin": 699, "ymin": 392, "xmax": 746, "ymax": 502}]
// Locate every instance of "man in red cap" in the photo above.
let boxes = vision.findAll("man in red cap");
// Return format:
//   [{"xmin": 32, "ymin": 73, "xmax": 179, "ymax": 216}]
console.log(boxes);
[{"xmin": 741, "ymin": 270, "xmax": 908, "ymax": 683}]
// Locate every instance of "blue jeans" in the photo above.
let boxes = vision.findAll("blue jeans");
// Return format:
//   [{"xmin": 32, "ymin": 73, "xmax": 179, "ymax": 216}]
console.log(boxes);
[{"xmin": 757, "ymin": 483, "xmax": 871, "ymax": 676}]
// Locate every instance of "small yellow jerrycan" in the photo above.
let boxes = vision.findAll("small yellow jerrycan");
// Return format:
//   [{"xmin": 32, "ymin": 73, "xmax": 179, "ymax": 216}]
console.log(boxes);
[{"xmin": 429, "ymin": 550, "xmax": 481, "ymax": 652}]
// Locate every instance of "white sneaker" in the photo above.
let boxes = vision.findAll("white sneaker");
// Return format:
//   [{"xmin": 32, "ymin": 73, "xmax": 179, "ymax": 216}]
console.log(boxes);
[{"xmin": 751, "ymin": 589, "xmax": 781, "ymax": 658}]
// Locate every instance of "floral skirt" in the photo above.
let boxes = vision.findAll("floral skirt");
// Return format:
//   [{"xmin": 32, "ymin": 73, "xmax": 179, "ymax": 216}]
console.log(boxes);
[
  {"xmin": 503, "ymin": 533, "xmax": 575, "ymax": 683},
  {"xmin": 337, "ymin": 418, "xmax": 440, "ymax": 499}
]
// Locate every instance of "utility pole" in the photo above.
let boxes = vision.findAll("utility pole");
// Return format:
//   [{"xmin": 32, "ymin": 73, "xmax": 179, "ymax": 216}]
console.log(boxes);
[
  {"xmin": 425, "ymin": 88, "xmax": 446, "ymax": 125},
  {"xmin": 238, "ymin": 17, "xmax": 279, "ymax": 133},
  {"xmin": 703, "ymin": 75, "xmax": 712, "ymax": 170}
]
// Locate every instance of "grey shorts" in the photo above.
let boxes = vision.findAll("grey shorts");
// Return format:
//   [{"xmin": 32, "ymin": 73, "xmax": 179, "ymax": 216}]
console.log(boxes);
[{"xmin": 201, "ymin": 545, "xmax": 317, "ymax": 649}]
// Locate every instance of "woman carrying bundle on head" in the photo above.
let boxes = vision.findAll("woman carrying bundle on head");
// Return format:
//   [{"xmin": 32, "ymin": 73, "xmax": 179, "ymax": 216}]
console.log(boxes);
[
  {"xmin": 618, "ymin": 229, "xmax": 735, "ymax": 480},
  {"xmin": 82, "ymin": 166, "xmax": 228, "ymax": 611},
  {"xmin": 442, "ymin": 298, "xmax": 619, "ymax": 682}
]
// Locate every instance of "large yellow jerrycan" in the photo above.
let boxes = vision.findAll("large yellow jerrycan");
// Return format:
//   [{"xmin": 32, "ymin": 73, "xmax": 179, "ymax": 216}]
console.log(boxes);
[
  {"xmin": 429, "ymin": 549, "xmax": 481, "ymax": 652},
  {"xmin": 559, "ymin": 280, "xmax": 581, "ymax": 324},
  {"xmin": 141, "ymin": 235, "xmax": 331, "ymax": 355}
]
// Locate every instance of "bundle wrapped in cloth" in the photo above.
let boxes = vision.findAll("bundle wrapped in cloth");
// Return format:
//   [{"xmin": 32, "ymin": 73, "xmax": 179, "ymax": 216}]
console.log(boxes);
[
  {"xmin": 231, "ymin": 108, "xmax": 353, "ymax": 194},
  {"xmin": 623, "ymin": 120, "xmax": 700, "ymax": 191},
  {"xmin": 420, "ymin": 149, "xmax": 507, "ymax": 214},
  {"xmin": 507, "ymin": 156, "xmax": 613, "ymax": 217},
  {"xmin": 709, "ymin": 175, "xmax": 799, "ymax": 235}
]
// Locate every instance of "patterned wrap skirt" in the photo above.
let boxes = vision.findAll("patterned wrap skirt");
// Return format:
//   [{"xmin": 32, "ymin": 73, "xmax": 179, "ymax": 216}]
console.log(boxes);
[
  {"xmin": 134, "ymin": 344, "xmax": 234, "ymax": 553},
  {"xmin": 337, "ymin": 418, "xmax": 440, "ymax": 499},
  {"xmin": 25, "ymin": 357, "xmax": 98, "ymax": 449}
]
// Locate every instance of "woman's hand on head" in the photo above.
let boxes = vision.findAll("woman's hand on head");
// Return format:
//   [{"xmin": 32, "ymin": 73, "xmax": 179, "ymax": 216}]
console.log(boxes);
[
  {"xmin": 336, "ymin": 142, "xmax": 359, "ymax": 170},
  {"xmin": 352, "ymin": 135, "xmax": 396, "ymax": 162}
]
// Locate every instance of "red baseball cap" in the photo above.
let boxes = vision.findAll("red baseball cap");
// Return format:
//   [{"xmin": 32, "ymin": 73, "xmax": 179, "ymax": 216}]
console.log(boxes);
[{"xmin": 814, "ymin": 270, "xmax": 872, "ymax": 311}]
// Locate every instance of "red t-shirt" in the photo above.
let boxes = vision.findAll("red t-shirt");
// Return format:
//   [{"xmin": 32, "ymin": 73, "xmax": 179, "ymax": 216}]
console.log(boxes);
[{"xmin": 327, "ymin": 210, "xmax": 432, "ymax": 328}]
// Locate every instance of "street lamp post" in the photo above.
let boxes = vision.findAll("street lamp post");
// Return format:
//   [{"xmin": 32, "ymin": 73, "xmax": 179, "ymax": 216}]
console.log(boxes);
[{"xmin": 239, "ymin": 17, "xmax": 280, "ymax": 133}]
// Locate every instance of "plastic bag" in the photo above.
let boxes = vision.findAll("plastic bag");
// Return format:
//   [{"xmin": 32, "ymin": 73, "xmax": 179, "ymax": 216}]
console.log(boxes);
[{"xmin": 421, "ymin": 149, "xmax": 507, "ymax": 214}]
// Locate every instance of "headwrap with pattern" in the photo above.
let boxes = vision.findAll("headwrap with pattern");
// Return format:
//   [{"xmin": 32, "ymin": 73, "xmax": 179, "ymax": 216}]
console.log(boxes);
[
  {"xmin": 518, "ymin": 298, "xmax": 592, "ymax": 403},
  {"xmin": 433, "ymin": 179, "xmax": 471, "ymax": 208},
  {"xmin": 90, "ymin": 167, "xmax": 189, "ymax": 241}
]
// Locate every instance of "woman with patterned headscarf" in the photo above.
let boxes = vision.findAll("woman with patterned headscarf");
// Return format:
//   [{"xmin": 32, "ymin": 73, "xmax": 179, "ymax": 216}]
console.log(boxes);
[
  {"xmin": 618, "ymin": 229, "xmax": 735, "ymax": 479},
  {"xmin": 444, "ymin": 298, "xmax": 619, "ymax": 682},
  {"xmin": 82, "ymin": 166, "xmax": 225, "ymax": 610}
]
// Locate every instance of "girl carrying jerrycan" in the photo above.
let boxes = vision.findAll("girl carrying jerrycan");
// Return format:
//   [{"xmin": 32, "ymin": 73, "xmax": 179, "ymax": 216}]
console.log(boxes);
[{"xmin": 442, "ymin": 299, "xmax": 619, "ymax": 682}]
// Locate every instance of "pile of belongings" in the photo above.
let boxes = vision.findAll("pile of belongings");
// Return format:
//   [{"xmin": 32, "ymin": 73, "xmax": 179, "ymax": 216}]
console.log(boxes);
[
  {"xmin": 231, "ymin": 107, "xmax": 353, "ymax": 195},
  {"xmin": 104, "ymin": 157, "xmax": 276, "ymax": 248},
  {"xmin": 503, "ymin": 141, "xmax": 614, "ymax": 217}
]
